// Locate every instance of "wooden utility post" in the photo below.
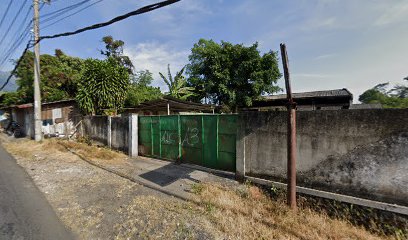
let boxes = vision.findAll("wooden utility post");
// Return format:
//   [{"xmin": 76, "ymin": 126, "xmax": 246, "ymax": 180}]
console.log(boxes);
[
  {"xmin": 33, "ymin": 0, "xmax": 42, "ymax": 141},
  {"xmin": 280, "ymin": 43, "xmax": 297, "ymax": 211}
]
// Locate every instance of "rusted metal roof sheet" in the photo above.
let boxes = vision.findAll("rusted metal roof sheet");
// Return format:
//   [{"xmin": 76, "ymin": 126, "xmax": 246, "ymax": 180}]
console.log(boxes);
[{"xmin": 263, "ymin": 88, "xmax": 352, "ymax": 101}]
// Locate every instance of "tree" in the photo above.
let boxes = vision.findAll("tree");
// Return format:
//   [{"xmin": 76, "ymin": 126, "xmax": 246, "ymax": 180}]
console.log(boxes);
[
  {"xmin": 359, "ymin": 80, "xmax": 408, "ymax": 108},
  {"xmin": 125, "ymin": 70, "xmax": 162, "ymax": 107},
  {"xmin": 76, "ymin": 58, "xmax": 130, "ymax": 115},
  {"xmin": 101, "ymin": 36, "xmax": 133, "ymax": 73},
  {"xmin": 7, "ymin": 49, "xmax": 84, "ymax": 105},
  {"xmin": 1, "ymin": 91, "xmax": 23, "ymax": 106},
  {"xmin": 186, "ymin": 39, "xmax": 281, "ymax": 111},
  {"xmin": 389, "ymin": 77, "xmax": 408, "ymax": 98},
  {"xmin": 159, "ymin": 64, "xmax": 195, "ymax": 100}
]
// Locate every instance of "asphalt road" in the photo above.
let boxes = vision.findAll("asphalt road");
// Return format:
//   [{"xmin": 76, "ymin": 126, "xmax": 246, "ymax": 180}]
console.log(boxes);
[{"xmin": 0, "ymin": 143, "xmax": 74, "ymax": 240}]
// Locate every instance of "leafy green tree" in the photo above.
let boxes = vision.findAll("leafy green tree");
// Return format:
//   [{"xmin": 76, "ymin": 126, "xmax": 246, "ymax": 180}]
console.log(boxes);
[
  {"xmin": 76, "ymin": 58, "xmax": 130, "ymax": 115},
  {"xmin": 101, "ymin": 36, "xmax": 133, "ymax": 73},
  {"xmin": 159, "ymin": 64, "xmax": 195, "ymax": 100},
  {"xmin": 359, "ymin": 80, "xmax": 408, "ymax": 108},
  {"xmin": 7, "ymin": 49, "xmax": 84, "ymax": 105},
  {"xmin": 125, "ymin": 70, "xmax": 162, "ymax": 106},
  {"xmin": 1, "ymin": 91, "xmax": 24, "ymax": 106},
  {"xmin": 186, "ymin": 39, "xmax": 281, "ymax": 112},
  {"xmin": 389, "ymin": 77, "xmax": 408, "ymax": 98}
]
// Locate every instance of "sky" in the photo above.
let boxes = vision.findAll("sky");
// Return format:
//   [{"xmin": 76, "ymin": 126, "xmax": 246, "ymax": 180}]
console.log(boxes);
[{"xmin": 1, "ymin": 0, "xmax": 408, "ymax": 102}]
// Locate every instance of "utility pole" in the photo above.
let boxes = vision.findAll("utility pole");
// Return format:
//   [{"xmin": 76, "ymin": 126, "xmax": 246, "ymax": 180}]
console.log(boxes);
[
  {"xmin": 33, "ymin": 0, "xmax": 42, "ymax": 141},
  {"xmin": 280, "ymin": 43, "xmax": 297, "ymax": 211}
]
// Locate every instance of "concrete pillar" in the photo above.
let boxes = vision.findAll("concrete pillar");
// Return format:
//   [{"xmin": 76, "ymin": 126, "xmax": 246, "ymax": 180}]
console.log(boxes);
[
  {"xmin": 128, "ymin": 114, "xmax": 138, "ymax": 157},
  {"xmin": 236, "ymin": 114, "xmax": 246, "ymax": 181},
  {"xmin": 107, "ymin": 116, "xmax": 112, "ymax": 148}
]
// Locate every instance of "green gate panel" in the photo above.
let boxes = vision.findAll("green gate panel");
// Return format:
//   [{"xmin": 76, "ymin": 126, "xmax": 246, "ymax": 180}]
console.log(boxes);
[
  {"xmin": 202, "ymin": 115, "xmax": 218, "ymax": 169},
  {"xmin": 139, "ymin": 116, "xmax": 153, "ymax": 155},
  {"xmin": 151, "ymin": 116, "xmax": 160, "ymax": 158},
  {"xmin": 160, "ymin": 116, "xmax": 179, "ymax": 161},
  {"xmin": 180, "ymin": 115, "xmax": 203, "ymax": 166},
  {"xmin": 138, "ymin": 114, "xmax": 237, "ymax": 172}
]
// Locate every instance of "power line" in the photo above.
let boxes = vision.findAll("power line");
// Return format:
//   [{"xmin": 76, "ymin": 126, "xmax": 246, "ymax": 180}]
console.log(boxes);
[
  {"xmin": 43, "ymin": 0, "xmax": 105, "ymax": 30},
  {"xmin": 0, "ymin": 41, "xmax": 32, "ymax": 92},
  {"xmin": 40, "ymin": 0, "xmax": 91, "ymax": 23},
  {"xmin": 39, "ymin": 0, "xmax": 180, "ymax": 42},
  {"xmin": 0, "ymin": 4, "xmax": 33, "ymax": 66},
  {"xmin": 0, "ymin": 0, "xmax": 181, "ymax": 91},
  {"xmin": 0, "ymin": 0, "xmax": 30, "ymax": 47},
  {"xmin": 0, "ymin": 29, "xmax": 31, "ymax": 68},
  {"xmin": 0, "ymin": 0, "xmax": 13, "ymax": 30},
  {"xmin": 0, "ymin": 3, "xmax": 44, "ymax": 70}
]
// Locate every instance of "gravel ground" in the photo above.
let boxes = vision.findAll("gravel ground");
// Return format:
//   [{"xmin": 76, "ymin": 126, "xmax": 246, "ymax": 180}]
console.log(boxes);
[
  {"xmin": 1, "ymin": 135, "xmax": 225, "ymax": 239},
  {"xmin": 1, "ymin": 135, "xmax": 389, "ymax": 240}
]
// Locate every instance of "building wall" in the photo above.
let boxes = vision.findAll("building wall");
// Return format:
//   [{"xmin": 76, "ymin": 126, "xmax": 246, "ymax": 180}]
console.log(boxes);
[
  {"xmin": 81, "ymin": 115, "xmax": 130, "ymax": 153},
  {"xmin": 238, "ymin": 109, "xmax": 408, "ymax": 205},
  {"xmin": 12, "ymin": 102, "xmax": 80, "ymax": 138},
  {"xmin": 83, "ymin": 116, "xmax": 108, "ymax": 145},
  {"xmin": 111, "ymin": 116, "xmax": 129, "ymax": 152}
]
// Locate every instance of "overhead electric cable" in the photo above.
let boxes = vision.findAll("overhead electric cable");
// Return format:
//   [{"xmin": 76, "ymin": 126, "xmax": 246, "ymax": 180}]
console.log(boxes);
[
  {"xmin": 43, "ymin": 0, "xmax": 104, "ymax": 30},
  {"xmin": 0, "ymin": 0, "xmax": 30, "ymax": 47},
  {"xmin": 40, "ymin": 0, "xmax": 91, "ymax": 22},
  {"xmin": 0, "ymin": 4, "xmax": 33, "ymax": 64},
  {"xmin": 0, "ymin": 30, "xmax": 31, "ymax": 68},
  {"xmin": 0, "ymin": 41, "xmax": 32, "ymax": 91},
  {"xmin": 0, "ymin": 0, "xmax": 13, "ymax": 30},
  {"xmin": 39, "ymin": 0, "xmax": 180, "ymax": 42},
  {"xmin": 0, "ymin": 0, "xmax": 181, "ymax": 91},
  {"xmin": 0, "ymin": 3, "xmax": 44, "ymax": 70}
]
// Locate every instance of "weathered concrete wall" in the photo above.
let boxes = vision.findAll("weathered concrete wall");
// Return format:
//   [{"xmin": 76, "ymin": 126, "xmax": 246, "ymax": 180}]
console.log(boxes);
[
  {"xmin": 239, "ymin": 109, "xmax": 408, "ymax": 205},
  {"xmin": 83, "ymin": 116, "xmax": 108, "ymax": 145},
  {"xmin": 81, "ymin": 115, "xmax": 131, "ymax": 154},
  {"xmin": 111, "ymin": 116, "xmax": 129, "ymax": 152}
]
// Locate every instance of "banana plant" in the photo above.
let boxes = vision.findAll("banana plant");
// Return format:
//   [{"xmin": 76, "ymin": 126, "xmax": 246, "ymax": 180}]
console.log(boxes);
[{"xmin": 159, "ymin": 64, "xmax": 195, "ymax": 100}]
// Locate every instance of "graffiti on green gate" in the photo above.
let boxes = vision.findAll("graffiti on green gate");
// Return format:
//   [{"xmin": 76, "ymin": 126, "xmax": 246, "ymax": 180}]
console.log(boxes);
[{"xmin": 138, "ymin": 114, "xmax": 237, "ymax": 171}]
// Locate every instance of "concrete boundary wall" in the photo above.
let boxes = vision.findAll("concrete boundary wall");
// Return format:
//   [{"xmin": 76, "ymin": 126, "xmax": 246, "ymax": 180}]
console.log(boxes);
[
  {"xmin": 246, "ymin": 176, "xmax": 408, "ymax": 216},
  {"xmin": 81, "ymin": 114, "xmax": 138, "ymax": 156},
  {"xmin": 237, "ymin": 109, "xmax": 408, "ymax": 206},
  {"xmin": 83, "ymin": 116, "xmax": 108, "ymax": 145}
]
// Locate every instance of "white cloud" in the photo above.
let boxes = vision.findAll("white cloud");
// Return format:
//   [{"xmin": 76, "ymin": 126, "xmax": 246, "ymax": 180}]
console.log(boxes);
[
  {"xmin": 374, "ymin": 1, "xmax": 408, "ymax": 26},
  {"xmin": 302, "ymin": 17, "xmax": 337, "ymax": 31},
  {"xmin": 314, "ymin": 53, "xmax": 337, "ymax": 60},
  {"xmin": 292, "ymin": 73, "xmax": 334, "ymax": 79},
  {"xmin": 124, "ymin": 42, "xmax": 190, "ymax": 91}
]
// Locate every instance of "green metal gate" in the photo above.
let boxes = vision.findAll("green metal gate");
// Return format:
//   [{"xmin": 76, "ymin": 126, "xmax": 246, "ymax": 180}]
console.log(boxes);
[{"xmin": 138, "ymin": 114, "xmax": 237, "ymax": 171}]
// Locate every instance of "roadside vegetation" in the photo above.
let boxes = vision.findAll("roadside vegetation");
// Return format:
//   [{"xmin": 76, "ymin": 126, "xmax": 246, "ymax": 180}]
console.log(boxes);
[
  {"xmin": 1, "ymin": 36, "xmax": 284, "ymax": 114},
  {"xmin": 359, "ymin": 78, "xmax": 408, "ymax": 108},
  {"xmin": 1, "ymin": 136, "xmax": 396, "ymax": 239}
]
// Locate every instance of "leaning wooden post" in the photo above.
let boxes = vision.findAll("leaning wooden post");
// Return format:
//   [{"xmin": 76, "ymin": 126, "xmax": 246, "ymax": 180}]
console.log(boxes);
[{"xmin": 280, "ymin": 43, "xmax": 297, "ymax": 211}]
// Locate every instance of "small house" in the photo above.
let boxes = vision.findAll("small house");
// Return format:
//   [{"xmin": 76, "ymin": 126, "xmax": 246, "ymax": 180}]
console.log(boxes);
[
  {"xmin": 122, "ymin": 96, "xmax": 215, "ymax": 115},
  {"xmin": 244, "ymin": 88, "xmax": 354, "ymax": 111},
  {"xmin": 10, "ymin": 99, "xmax": 80, "ymax": 138}
]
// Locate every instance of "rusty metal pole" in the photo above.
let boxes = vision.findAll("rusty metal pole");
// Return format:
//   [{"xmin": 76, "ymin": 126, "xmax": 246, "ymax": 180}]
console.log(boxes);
[{"xmin": 280, "ymin": 43, "xmax": 297, "ymax": 211}]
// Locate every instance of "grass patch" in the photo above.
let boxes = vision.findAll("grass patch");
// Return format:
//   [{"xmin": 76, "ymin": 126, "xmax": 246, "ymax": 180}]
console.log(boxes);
[
  {"xmin": 194, "ymin": 183, "xmax": 391, "ymax": 240},
  {"xmin": 3, "ymin": 137, "xmax": 125, "ymax": 164},
  {"xmin": 61, "ymin": 140, "xmax": 124, "ymax": 161},
  {"xmin": 190, "ymin": 183, "xmax": 204, "ymax": 195}
]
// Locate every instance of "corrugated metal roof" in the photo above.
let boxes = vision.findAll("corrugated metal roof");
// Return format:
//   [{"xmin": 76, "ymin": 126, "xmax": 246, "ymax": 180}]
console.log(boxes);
[
  {"xmin": 14, "ymin": 99, "xmax": 75, "ymax": 109},
  {"xmin": 264, "ymin": 88, "xmax": 352, "ymax": 100},
  {"xmin": 122, "ymin": 96, "xmax": 214, "ymax": 112}
]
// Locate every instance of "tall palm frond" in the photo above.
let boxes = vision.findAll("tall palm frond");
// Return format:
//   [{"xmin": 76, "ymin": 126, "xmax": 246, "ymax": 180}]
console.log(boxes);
[{"xmin": 159, "ymin": 64, "xmax": 195, "ymax": 100}]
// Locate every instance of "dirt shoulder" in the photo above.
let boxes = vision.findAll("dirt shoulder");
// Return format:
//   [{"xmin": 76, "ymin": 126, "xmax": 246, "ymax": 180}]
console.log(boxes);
[{"xmin": 0, "ymin": 135, "xmax": 390, "ymax": 240}]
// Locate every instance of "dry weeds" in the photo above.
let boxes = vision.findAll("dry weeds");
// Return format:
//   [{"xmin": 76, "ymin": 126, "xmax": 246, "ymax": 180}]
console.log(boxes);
[
  {"xmin": 1, "ymin": 137, "xmax": 392, "ymax": 239},
  {"xmin": 192, "ymin": 183, "xmax": 390, "ymax": 240}
]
